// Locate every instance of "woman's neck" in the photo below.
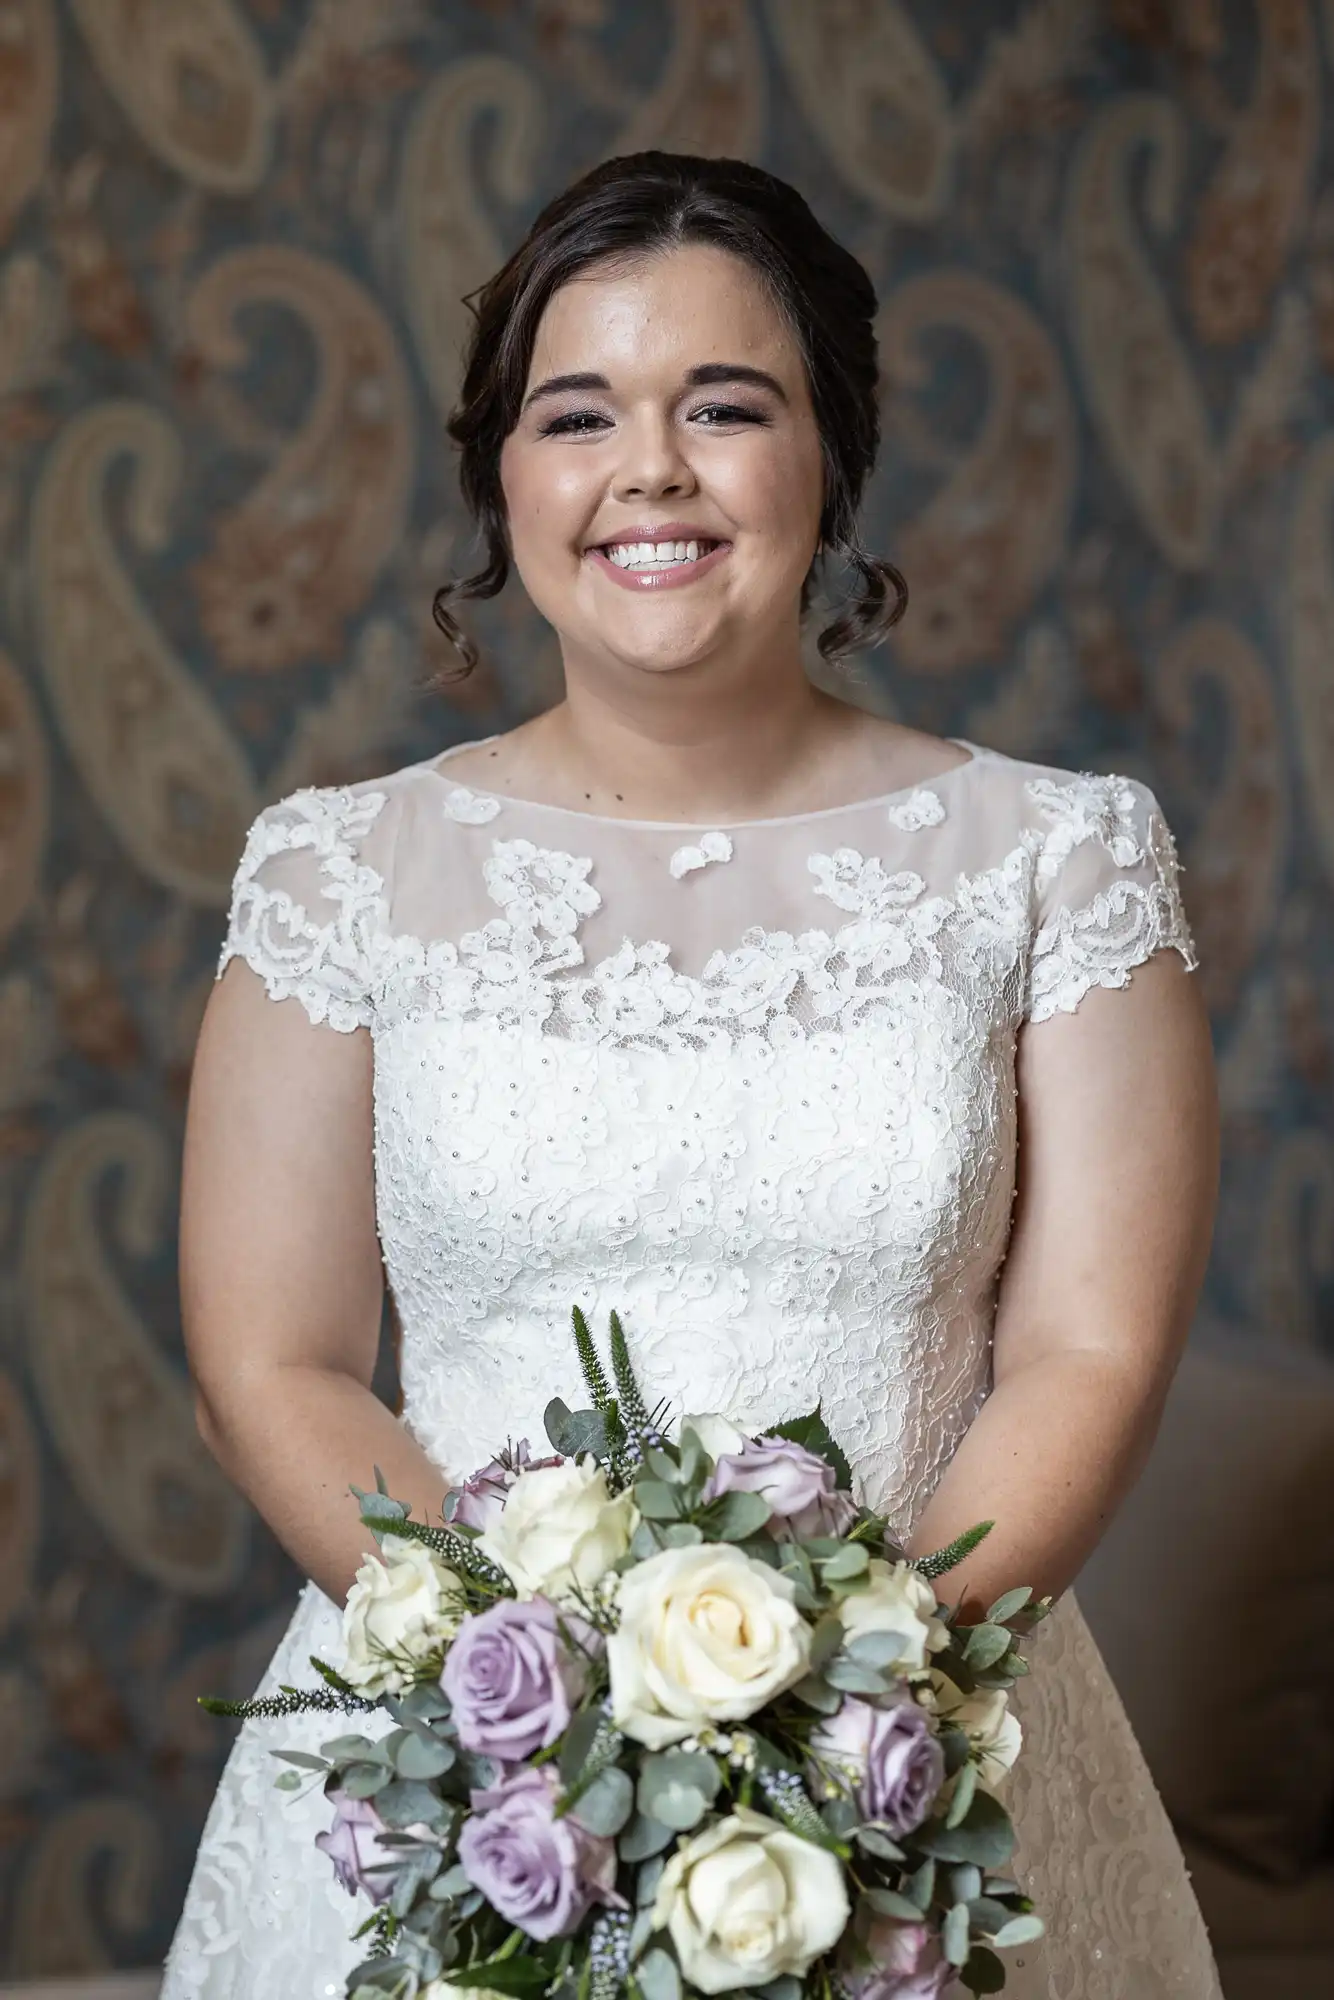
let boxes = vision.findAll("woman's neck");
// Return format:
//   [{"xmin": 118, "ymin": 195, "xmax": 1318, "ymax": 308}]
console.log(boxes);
[{"xmin": 511, "ymin": 672, "xmax": 863, "ymax": 823}]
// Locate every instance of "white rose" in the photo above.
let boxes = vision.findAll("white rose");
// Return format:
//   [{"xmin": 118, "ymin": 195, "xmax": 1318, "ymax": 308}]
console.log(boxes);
[
  {"xmin": 837, "ymin": 1558, "xmax": 948, "ymax": 1670},
  {"xmin": 478, "ymin": 1456, "xmax": 636, "ymax": 1602},
  {"xmin": 341, "ymin": 1535, "xmax": 462, "ymax": 1696},
  {"xmin": 652, "ymin": 1806, "xmax": 850, "ymax": 1993},
  {"xmin": 931, "ymin": 1673, "xmax": 1023, "ymax": 1792},
  {"xmin": 608, "ymin": 1543, "xmax": 811, "ymax": 1749},
  {"xmin": 679, "ymin": 1413, "xmax": 748, "ymax": 1461}
]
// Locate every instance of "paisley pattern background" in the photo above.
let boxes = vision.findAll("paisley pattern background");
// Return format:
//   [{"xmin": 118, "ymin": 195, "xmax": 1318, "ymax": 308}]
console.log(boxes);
[{"xmin": 0, "ymin": 0, "xmax": 1330, "ymax": 1976}]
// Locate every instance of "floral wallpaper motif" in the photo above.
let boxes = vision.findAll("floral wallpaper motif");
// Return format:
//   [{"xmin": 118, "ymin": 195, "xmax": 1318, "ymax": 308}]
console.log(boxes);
[{"xmin": 0, "ymin": 0, "xmax": 1331, "ymax": 1975}]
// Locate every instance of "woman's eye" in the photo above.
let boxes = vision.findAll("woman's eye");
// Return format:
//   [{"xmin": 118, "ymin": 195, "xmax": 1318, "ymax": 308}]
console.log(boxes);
[
  {"xmin": 691, "ymin": 403, "xmax": 768, "ymax": 426},
  {"xmin": 538, "ymin": 410, "xmax": 608, "ymax": 437}
]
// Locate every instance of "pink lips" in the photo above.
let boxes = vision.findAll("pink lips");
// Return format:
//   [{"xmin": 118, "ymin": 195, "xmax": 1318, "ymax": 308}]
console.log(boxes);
[{"xmin": 586, "ymin": 538, "xmax": 732, "ymax": 592}]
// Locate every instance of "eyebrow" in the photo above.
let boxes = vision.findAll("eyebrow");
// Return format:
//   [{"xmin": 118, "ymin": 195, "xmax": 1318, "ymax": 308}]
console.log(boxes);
[{"xmin": 519, "ymin": 362, "xmax": 790, "ymax": 415}]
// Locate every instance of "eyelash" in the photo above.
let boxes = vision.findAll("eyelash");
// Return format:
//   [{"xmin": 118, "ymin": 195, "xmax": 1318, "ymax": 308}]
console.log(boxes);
[{"xmin": 536, "ymin": 402, "xmax": 770, "ymax": 438}]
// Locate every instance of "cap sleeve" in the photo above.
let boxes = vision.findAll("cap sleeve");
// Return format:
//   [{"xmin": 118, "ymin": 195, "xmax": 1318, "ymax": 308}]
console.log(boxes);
[
  {"xmin": 1022, "ymin": 770, "xmax": 1199, "ymax": 1025},
  {"xmin": 216, "ymin": 783, "xmax": 392, "ymax": 1031}
]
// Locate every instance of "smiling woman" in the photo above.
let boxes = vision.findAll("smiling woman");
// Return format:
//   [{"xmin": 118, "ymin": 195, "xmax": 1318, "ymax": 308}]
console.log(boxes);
[{"xmin": 166, "ymin": 151, "xmax": 1223, "ymax": 2000}]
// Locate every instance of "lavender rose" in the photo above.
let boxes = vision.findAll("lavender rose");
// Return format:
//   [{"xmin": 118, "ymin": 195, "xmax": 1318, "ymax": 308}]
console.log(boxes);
[
  {"xmin": 843, "ymin": 1916, "xmax": 952, "ymax": 2000},
  {"xmin": 450, "ymin": 1441, "xmax": 562, "ymax": 1533},
  {"xmin": 811, "ymin": 1696, "xmax": 945, "ymax": 1837},
  {"xmin": 443, "ymin": 1598, "xmax": 598, "ymax": 1762},
  {"xmin": 458, "ymin": 1764, "xmax": 617, "ymax": 1940},
  {"xmin": 705, "ymin": 1435, "xmax": 857, "ymax": 1540},
  {"xmin": 315, "ymin": 1791, "xmax": 399, "ymax": 1904}
]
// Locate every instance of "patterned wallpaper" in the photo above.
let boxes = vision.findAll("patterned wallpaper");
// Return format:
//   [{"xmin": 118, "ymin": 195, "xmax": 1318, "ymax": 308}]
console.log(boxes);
[{"xmin": 1, "ymin": 0, "xmax": 1332, "ymax": 1976}]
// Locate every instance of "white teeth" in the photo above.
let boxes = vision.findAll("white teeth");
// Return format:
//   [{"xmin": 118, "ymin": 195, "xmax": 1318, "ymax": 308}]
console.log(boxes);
[{"xmin": 603, "ymin": 538, "xmax": 715, "ymax": 569}]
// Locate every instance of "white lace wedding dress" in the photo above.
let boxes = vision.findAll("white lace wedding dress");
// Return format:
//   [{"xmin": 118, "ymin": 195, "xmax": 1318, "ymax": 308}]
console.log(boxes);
[{"xmin": 162, "ymin": 734, "xmax": 1223, "ymax": 2000}]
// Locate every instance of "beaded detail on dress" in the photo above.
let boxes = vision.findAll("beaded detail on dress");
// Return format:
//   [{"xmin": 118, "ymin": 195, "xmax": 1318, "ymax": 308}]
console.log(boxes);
[{"xmin": 164, "ymin": 738, "xmax": 1220, "ymax": 2000}]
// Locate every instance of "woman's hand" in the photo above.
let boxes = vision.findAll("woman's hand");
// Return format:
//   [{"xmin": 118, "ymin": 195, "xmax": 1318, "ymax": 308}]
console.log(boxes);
[{"xmin": 181, "ymin": 960, "xmax": 451, "ymax": 1604}]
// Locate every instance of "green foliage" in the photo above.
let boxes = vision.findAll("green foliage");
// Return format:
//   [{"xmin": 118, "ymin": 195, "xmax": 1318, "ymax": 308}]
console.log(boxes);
[
  {"xmin": 913, "ymin": 1520, "xmax": 994, "ymax": 1580},
  {"xmin": 572, "ymin": 1305, "xmax": 613, "ymax": 1411}
]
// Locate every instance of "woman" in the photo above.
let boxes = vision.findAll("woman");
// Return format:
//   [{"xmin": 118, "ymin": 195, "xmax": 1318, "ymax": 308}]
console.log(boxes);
[{"xmin": 163, "ymin": 153, "xmax": 1222, "ymax": 1998}]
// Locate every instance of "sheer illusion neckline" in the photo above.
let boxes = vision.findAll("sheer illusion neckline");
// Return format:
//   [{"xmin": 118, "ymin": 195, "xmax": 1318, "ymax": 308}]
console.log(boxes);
[{"xmin": 417, "ymin": 734, "xmax": 985, "ymax": 832}]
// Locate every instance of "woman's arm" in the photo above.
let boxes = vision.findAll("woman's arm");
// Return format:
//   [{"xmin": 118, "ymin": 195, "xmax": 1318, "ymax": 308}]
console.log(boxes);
[
  {"xmin": 181, "ymin": 960, "xmax": 452, "ymax": 1606},
  {"xmin": 904, "ymin": 948, "xmax": 1219, "ymax": 1621}
]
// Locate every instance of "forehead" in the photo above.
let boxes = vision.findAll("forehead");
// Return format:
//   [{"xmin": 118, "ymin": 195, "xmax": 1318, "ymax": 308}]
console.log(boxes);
[{"xmin": 526, "ymin": 243, "xmax": 799, "ymax": 381}]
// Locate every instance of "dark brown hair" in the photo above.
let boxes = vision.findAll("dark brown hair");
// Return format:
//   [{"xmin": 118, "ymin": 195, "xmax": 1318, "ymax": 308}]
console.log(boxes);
[{"xmin": 432, "ymin": 150, "xmax": 907, "ymax": 677}]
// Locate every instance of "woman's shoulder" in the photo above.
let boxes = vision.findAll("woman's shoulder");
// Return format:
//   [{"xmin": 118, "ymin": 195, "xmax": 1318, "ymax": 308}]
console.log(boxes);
[{"xmin": 953, "ymin": 736, "xmax": 1170, "ymax": 855}]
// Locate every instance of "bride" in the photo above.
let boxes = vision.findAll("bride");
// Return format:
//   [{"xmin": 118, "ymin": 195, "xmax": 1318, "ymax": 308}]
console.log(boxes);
[{"xmin": 162, "ymin": 152, "xmax": 1222, "ymax": 1998}]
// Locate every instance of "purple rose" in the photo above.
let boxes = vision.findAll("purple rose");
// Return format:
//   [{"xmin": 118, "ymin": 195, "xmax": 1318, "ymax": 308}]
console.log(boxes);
[
  {"xmin": 315, "ymin": 1790, "xmax": 398, "ymax": 1904},
  {"xmin": 449, "ymin": 1441, "xmax": 562, "ymax": 1533},
  {"xmin": 811, "ymin": 1696, "xmax": 945, "ymax": 1837},
  {"xmin": 843, "ymin": 1917, "xmax": 951, "ymax": 2000},
  {"xmin": 705, "ymin": 1435, "xmax": 857, "ymax": 1540},
  {"xmin": 443, "ymin": 1598, "xmax": 598, "ymax": 1762},
  {"xmin": 458, "ymin": 1763, "xmax": 618, "ymax": 1941}
]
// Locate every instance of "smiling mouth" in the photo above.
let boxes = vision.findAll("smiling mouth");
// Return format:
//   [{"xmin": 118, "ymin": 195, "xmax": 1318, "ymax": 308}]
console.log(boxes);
[{"xmin": 593, "ymin": 536, "xmax": 727, "ymax": 572}]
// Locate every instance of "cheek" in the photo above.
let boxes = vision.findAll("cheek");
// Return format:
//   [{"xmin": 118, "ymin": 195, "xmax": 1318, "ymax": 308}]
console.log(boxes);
[
  {"xmin": 502, "ymin": 443, "xmax": 594, "ymax": 559},
  {"xmin": 713, "ymin": 435, "xmax": 824, "ymax": 549}
]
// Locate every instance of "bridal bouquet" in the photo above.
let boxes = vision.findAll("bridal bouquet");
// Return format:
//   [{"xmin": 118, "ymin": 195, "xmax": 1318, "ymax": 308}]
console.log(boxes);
[{"xmin": 204, "ymin": 1310, "xmax": 1049, "ymax": 2000}]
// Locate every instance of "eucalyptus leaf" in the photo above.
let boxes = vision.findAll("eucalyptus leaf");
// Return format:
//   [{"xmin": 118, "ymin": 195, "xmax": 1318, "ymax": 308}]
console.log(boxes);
[
  {"xmin": 915, "ymin": 1789, "xmax": 1015, "ymax": 1869},
  {"xmin": 844, "ymin": 1628, "xmax": 911, "ymax": 1670},
  {"xmin": 628, "ymin": 1907, "xmax": 655, "ymax": 1960},
  {"xmin": 638, "ymin": 1749, "xmax": 719, "ymax": 1830},
  {"xmin": 791, "ymin": 1673, "xmax": 842, "ymax": 1715},
  {"xmin": 557, "ymin": 1410, "xmax": 612, "ymax": 1460},
  {"xmin": 808, "ymin": 1613, "xmax": 845, "ymax": 1670},
  {"xmin": 861, "ymin": 1888, "xmax": 923, "ymax": 1923},
  {"xmin": 634, "ymin": 1481, "xmax": 684, "ymax": 1521},
  {"xmin": 944, "ymin": 1903, "xmax": 972, "ymax": 1969},
  {"xmin": 274, "ymin": 1769, "xmax": 303, "ymax": 1792},
  {"xmin": 272, "ymin": 1749, "xmax": 330, "ymax": 1772},
  {"xmin": 396, "ymin": 1732, "xmax": 456, "ymax": 1781},
  {"xmin": 391, "ymin": 1684, "xmax": 452, "ymax": 1725},
  {"xmin": 660, "ymin": 1522, "xmax": 704, "ymax": 1548},
  {"xmin": 960, "ymin": 1945, "xmax": 1006, "ymax": 1995},
  {"xmin": 342, "ymin": 1761, "xmax": 392, "ymax": 1799},
  {"xmin": 636, "ymin": 1856, "xmax": 667, "ymax": 1908},
  {"xmin": 558, "ymin": 1706, "xmax": 604, "ymax": 1786},
  {"xmin": 429, "ymin": 1862, "xmax": 474, "ymax": 1902},
  {"xmin": 963, "ymin": 1623, "xmax": 1012, "ymax": 1671},
  {"xmin": 320, "ymin": 1733, "xmax": 389, "ymax": 1764},
  {"xmin": 946, "ymin": 1761, "xmax": 978, "ymax": 1830},
  {"xmin": 906, "ymin": 1857, "xmax": 936, "ymax": 1911},
  {"xmin": 825, "ymin": 1657, "xmax": 892, "ymax": 1697},
  {"xmin": 703, "ymin": 1490, "xmax": 773, "ymax": 1540},
  {"xmin": 966, "ymin": 1896, "xmax": 1013, "ymax": 1936},
  {"xmin": 990, "ymin": 1914, "xmax": 1045, "ymax": 1949},
  {"xmin": 949, "ymin": 1864, "xmax": 983, "ymax": 1905},
  {"xmin": 570, "ymin": 1765, "xmax": 635, "ymax": 1837},
  {"xmin": 986, "ymin": 1587, "xmax": 1032, "ymax": 1625},
  {"xmin": 632, "ymin": 1520, "xmax": 667, "ymax": 1560},
  {"xmin": 376, "ymin": 1777, "xmax": 450, "ymax": 1829},
  {"xmin": 819, "ymin": 1543, "xmax": 869, "ymax": 1581},
  {"xmin": 855, "ymin": 1826, "xmax": 905, "ymax": 1862},
  {"xmin": 544, "ymin": 1396, "xmax": 573, "ymax": 1453},
  {"xmin": 636, "ymin": 1946, "xmax": 682, "ymax": 2000},
  {"xmin": 619, "ymin": 1811, "xmax": 676, "ymax": 1861},
  {"xmin": 643, "ymin": 1448, "xmax": 682, "ymax": 1483},
  {"xmin": 821, "ymin": 1797, "xmax": 859, "ymax": 1837}
]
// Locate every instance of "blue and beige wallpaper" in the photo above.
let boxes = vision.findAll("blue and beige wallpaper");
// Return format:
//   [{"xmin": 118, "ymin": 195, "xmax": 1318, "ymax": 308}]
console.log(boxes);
[{"xmin": 0, "ymin": 0, "xmax": 1331, "ymax": 1974}]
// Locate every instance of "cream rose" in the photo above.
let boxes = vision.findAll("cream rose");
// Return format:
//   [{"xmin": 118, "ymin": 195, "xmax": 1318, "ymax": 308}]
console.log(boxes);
[
  {"xmin": 478, "ymin": 1456, "xmax": 636, "ymax": 1602},
  {"xmin": 341, "ymin": 1535, "xmax": 463, "ymax": 1696},
  {"xmin": 931, "ymin": 1674, "xmax": 1023, "ymax": 1792},
  {"xmin": 652, "ymin": 1806, "xmax": 850, "ymax": 1993},
  {"xmin": 837, "ymin": 1558, "xmax": 948, "ymax": 1670},
  {"xmin": 679, "ymin": 1413, "xmax": 748, "ymax": 1461},
  {"xmin": 608, "ymin": 1543, "xmax": 811, "ymax": 1749}
]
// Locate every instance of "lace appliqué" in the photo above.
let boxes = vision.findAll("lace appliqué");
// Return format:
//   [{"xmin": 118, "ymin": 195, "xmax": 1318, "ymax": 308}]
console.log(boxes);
[
  {"xmin": 1025, "ymin": 777, "xmax": 1198, "ymax": 1024},
  {"xmin": 669, "ymin": 830, "xmax": 734, "ymax": 878},
  {"xmin": 217, "ymin": 787, "xmax": 388, "ymax": 1031},
  {"xmin": 887, "ymin": 787, "xmax": 946, "ymax": 831},
  {"xmin": 441, "ymin": 783, "xmax": 502, "ymax": 825}
]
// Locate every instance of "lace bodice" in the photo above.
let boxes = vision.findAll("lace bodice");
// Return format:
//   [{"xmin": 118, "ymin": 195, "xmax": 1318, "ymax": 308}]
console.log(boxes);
[
  {"xmin": 167, "ymin": 733, "xmax": 1220, "ymax": 2000},
  {"xmin": 217, "ymin": 734, "xmax": 1197, "ymax": 1531}
]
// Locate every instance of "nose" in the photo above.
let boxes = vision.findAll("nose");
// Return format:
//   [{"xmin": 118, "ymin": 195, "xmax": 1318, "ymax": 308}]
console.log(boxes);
[{"xmin": 610, "ymin": 408, "xmax": 699, "ymax": 501}]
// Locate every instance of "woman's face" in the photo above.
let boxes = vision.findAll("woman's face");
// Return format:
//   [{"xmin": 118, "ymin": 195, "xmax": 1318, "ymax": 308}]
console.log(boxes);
[{"xmin": 499, "ymin": 243, "xmax": 826, "ymax": 685}]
